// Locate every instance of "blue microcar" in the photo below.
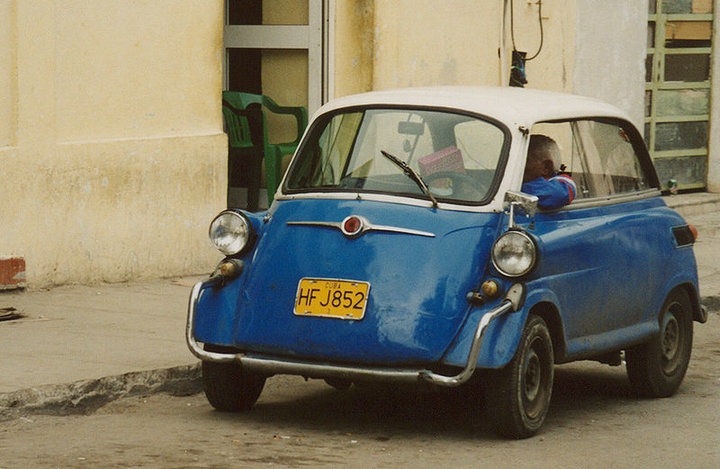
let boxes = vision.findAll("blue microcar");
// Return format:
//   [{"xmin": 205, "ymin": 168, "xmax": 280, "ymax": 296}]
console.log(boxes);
[{"xmin": 187, "ymin": 87, "xmax": 705, "ymax": 438}]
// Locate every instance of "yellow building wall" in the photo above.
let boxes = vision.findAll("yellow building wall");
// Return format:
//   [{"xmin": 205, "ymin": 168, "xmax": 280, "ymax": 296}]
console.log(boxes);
[
  {"xmin": 333, "ymin": 0, "xmax": 576, "ymax": 96},
  {"xmin": 0, "ymin": 1, "xmax": 16, "ymax": 148},
  {"xmin": 0, "ymin": 0, "xmax": 227, "ymax": 287},
  {"xmin": 0, "ymin": 0, "xmax": 645, "ymax": 287},
  {"xmin": 333, "ymin": 0, "xmax": 375, "ymax": 98}
]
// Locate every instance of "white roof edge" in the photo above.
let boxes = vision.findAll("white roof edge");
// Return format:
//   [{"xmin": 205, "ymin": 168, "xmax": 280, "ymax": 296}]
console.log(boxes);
[{"xmin": 316, "ymin": 86, "xmax": 633, "ymax": 129}]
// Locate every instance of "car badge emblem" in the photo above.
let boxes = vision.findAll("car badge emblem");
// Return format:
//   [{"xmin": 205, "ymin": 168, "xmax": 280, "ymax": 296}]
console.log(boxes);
[
  {"xmin": 286, "ymin": 217, "xmax": 434, "ymax": 238},
  {"xmin": 341, "ymin": 216, "xmax": 364, "ymax": 237}
]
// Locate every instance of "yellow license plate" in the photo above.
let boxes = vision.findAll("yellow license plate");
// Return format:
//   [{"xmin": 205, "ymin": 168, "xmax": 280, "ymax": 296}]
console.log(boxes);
[{"xmin": 294, "ymin": 278, "xmax": 370, "ymax": 320}]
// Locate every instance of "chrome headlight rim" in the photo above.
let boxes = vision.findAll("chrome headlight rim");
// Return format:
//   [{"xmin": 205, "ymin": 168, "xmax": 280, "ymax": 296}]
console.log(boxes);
[
  {"xmin": 491, "ymin": 229, "xmax": 538, "ymax": 278},
  {"xmin": 208, "ymin": 210, "xmax": 255, "ymax": 257}
]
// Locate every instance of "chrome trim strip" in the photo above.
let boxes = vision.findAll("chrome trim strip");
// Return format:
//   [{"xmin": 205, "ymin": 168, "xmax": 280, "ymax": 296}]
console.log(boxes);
[
  {"xmin": 287, "ymin": 216, "xmax": 435, "ymax": 238},
  {"xmin": 238, "ymin": 357, "xmax": 425, "ymax": 383},
  {"xmin": 369, "ymin": 222, "xmax": 436, "ymax": 238},
  {"xmin": 274, "ymin": 191, "xmax": 503, "ymax": 213},
  {"xmin": 566, "ymin": 189, "xmax": 661, "ymax": 210},
  {"xmin": 286, "ymin": 220, "xmax": 342, "ymax": 230},
  {"xmin": 419, "ymin": 300, "xmax": 514, "ymax": 386},
  {"xmin": 187, "ymin": 277, "xmax": 515, "ymax": 388}
]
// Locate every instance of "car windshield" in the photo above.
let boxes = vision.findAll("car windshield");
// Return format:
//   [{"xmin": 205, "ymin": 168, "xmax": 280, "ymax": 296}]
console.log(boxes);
[{"xmin": 285, "ymin": 108, "xmax": 508, "ymax": 205}]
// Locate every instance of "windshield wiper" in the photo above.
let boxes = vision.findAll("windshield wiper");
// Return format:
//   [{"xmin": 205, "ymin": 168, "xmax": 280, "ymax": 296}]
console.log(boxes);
[{"xmin": 380, "ymin": 150, "xmax": 438, "ymax": 208}]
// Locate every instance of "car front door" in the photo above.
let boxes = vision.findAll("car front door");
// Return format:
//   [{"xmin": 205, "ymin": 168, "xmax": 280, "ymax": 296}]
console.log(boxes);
[{"xmin": 525, "ymin": 118, "xmax": 665, "ymax": 358}]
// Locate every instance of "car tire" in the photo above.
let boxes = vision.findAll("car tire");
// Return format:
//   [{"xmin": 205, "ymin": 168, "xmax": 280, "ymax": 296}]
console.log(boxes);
[
  {"xmin": 486, "ymin": 314, "xmax": 554, "ymax": 439},
  {"xmin": 201, "ymin": 345, "xmax": 266, "ymax": 412},
  {"xmin": 625, "ymin": 289, "xmax": 693, "ymax": 398}
]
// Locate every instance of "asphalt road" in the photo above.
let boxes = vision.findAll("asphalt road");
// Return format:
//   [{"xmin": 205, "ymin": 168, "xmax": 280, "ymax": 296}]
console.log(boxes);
[{"xmin": 1, "ymin": 313, "xmax": 718, "ymax": 469}]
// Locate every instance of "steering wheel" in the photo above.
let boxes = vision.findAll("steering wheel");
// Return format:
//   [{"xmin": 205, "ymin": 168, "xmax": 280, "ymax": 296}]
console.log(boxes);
[{"xmin": 423, "ymin": 171, "xmax": 484, "ymax": 200}]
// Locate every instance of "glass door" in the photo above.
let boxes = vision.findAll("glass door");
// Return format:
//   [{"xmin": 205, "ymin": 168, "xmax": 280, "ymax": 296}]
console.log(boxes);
[
  {"xmin": 223, "ymin": 0, "xmax": 326, "ymax": 208},
  {"xmin": 646, "ymin": 0, "xmax": 714, "ymax": 191}
]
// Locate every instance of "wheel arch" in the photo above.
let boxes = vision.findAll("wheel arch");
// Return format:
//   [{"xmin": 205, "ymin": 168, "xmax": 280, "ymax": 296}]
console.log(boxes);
[
  {"xmin": 526, "ymin": 301, "xmax": 566, "ymax": 364},
  {"xmin": 662, "ymin": 282, "xmax": 702, "ymax": 323}
]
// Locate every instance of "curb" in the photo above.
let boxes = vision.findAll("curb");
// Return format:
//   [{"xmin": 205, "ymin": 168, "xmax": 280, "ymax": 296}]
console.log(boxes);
[
  {"xmin": 1, "ymin": 294, "xmax": 717, "ymax": 421},
  {"xmin": 702, "ymin": 295, "xmax": 720, "ymax": 313},
  {"xmin": 0, "ymin": 363, "xmax": 202, "ymax": 420}
]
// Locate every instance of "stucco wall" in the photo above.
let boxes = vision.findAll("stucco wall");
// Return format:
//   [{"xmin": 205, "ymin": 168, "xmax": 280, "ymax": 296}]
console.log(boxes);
[
  {"xmin": 372, "ymin": 0, "xmax": 504, "ymax": 89},
  {"xmin": 0, "ymin": 0, "xmax": 227, "ymax": 287},
  {"xmin": 333, "ymin": 0, "xmax": 375, "ymax": 98},
  {"xmin": 573, "ymin": 1, "xmax": 648, "ymax": 129},
  {"xmin": 515, "ymin": 1, "xmax": 577, "ymax": 93},
  {"xmin": 332, "ymin": 0, "xmax": 576, "ymax": 95},
  {"xmin": 0, "ymin": 1, "xmax": 16, "ymax": 148}
]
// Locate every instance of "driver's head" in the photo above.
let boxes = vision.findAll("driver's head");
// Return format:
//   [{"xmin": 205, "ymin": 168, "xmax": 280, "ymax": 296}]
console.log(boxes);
[{"xmin": 523, "ymin": 134, "xmax": 560, "ymax": 183}]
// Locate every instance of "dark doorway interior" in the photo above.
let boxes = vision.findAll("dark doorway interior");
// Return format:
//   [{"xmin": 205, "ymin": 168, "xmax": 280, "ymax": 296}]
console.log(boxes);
[
  {"xmin": 226, "ymin": 1, "xmax": 263, "ymax": 204},
  {"xmin": 228, "ymin": 1, "xmax": 262, "ymax": 95}
]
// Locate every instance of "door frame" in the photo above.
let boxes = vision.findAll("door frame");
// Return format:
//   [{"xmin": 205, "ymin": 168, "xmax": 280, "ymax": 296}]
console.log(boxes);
[{"xmin": 222, "ymin": 0, "xmax": 332, "ymax": 116}]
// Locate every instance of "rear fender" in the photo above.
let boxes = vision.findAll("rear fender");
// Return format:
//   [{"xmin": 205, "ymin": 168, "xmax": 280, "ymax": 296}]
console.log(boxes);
[{"xmin": 658, "ymin": 276, "xmax": 703, "ymax": 324}]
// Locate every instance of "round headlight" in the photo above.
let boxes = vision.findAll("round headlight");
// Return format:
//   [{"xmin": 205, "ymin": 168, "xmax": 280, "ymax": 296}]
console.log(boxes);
[
  {"xmin": 209, "ymin": 211, "xmax": 252, "ymax": 256},
  {"xmin": 491, "ymin": 230, "xmax": 537, "ymax": 277}
]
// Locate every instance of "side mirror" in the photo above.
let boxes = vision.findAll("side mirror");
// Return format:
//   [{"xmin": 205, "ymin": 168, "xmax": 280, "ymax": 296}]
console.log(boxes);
[{"xmin": 503, "ymin": 191, "xmax": 539, "ymax": 229}]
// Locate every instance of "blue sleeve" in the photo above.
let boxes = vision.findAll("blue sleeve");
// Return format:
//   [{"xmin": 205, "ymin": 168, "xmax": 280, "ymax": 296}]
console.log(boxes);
[{"xmin": 521, "ymin": 177, "xmax": 573, "ymax": 210}]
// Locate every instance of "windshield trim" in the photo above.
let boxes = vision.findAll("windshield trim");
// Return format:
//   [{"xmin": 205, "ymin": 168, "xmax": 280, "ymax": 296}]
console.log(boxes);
[
  {"xmin": 275, "ymin": 190, "xmax": 502, "ymax": 213},
  {"xmin": 282, "ymin": 104, "xmax": 512, "ymax": 207}
]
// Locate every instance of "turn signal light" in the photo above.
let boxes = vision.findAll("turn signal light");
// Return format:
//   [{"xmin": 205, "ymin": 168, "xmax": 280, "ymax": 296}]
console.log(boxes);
[
  {"xmin": 481, "ymin": 279, "xmax": 501, "ymax": 298},
  {"xmin": 213, "ymin": 259, "xmax": 244, "ymax": 281}
]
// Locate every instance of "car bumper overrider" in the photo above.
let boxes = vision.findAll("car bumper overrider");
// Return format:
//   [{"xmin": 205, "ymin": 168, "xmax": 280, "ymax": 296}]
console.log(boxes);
[{"xmin": 186, "ymin": 275, "xmax": 525, "ymax": 388}]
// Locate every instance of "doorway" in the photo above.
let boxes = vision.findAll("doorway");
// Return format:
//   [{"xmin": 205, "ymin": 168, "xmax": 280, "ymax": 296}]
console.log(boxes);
[{"xmin": 223, "ymin": 0, "xmax": 327, "ymax": 208}]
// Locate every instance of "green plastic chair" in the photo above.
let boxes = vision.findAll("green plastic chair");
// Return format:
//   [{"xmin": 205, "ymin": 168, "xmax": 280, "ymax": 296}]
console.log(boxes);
[
  {"xmin": 221, "ymin": 97, "xmax": 263, "ymax": 210},
  {"xmin": 222, "ymin": 91, "xmax": 307, "ymax": 210}
]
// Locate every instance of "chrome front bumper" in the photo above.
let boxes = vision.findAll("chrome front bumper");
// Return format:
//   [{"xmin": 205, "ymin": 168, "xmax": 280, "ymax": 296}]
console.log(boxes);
[{"xmin": 186, "ymin": 278, "xmax": 524, "ymax": 388}]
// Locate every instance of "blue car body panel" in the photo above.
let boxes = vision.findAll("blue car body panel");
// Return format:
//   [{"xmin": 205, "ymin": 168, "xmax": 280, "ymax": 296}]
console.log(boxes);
[
  {"xmin": 444, "ymin": 196, "xmax": 698, "ymax": 368},
  {"xmin": 194, "ymin": 194, "xmax": 699, "ymax": 370},
  {"xmin": 192, "ymin": 87, "xmax": 701, "ymax": 376},
  {"xmin": 196, "ymin": 198, "xmax": 504, "ymax": 366}
]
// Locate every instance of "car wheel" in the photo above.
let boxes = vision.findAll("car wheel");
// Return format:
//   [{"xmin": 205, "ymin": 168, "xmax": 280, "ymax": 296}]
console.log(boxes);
[
  {"xmin": 486, "ymin": 314, "xmax": 554, "ymax": 439},
  {"xmin": 324, "ymin": 378, "xmax": 352, "ymax": 391},
  {"xmin": 201, "ymin": 345, "xmax": 266, "ymax": 412},
  {"xmin": 626, "ymin": 289, "xmax": 693, "ymax": 398}
]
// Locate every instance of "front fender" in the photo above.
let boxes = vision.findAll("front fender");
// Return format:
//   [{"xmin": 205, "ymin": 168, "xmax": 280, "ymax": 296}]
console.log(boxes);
[
  {"xmin": 194, "ymin": 275, "xmax": 244, "ymax": 347},
  {"xmin": 442, "ymin": 285, "xmax": 560, "ymax": 369}
]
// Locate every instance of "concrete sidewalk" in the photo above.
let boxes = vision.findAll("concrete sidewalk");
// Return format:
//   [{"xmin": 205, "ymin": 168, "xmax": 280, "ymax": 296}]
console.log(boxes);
[
  {"xmin": 1, "ymin": 193, "xmax": 719, "ymax": 416},
  {"xmin": 0, "ymin": 277, "xmax": 205, "ymax": 416}
]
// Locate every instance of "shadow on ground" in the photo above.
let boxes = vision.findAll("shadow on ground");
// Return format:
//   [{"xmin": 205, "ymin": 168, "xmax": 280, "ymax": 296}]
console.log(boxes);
[{"xmin": 201, "ymin": 362, "xmax": 637, "ymax": 440}]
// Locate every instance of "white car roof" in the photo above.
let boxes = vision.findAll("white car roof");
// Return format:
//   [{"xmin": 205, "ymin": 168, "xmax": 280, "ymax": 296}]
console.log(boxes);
[{"xmin": 317, "ymin": 86, "xmax": 632, "ymax": 129}]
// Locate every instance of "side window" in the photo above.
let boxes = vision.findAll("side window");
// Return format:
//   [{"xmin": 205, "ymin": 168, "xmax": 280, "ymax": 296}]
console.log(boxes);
[{"xmin": 531, "ymin": 119, "xmax": 652, "ymax": 200}]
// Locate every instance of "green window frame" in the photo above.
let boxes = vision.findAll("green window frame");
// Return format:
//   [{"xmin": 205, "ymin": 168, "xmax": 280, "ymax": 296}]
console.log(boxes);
[{"xmin": 646, "ymin": 0, "xmax": 713, "ymax": 191}]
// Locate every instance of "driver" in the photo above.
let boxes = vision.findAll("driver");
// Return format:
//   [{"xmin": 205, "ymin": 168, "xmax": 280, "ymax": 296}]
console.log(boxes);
[{"xmin": 521, "ymin": 134, "xmax": 577, "ymax": 210}]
